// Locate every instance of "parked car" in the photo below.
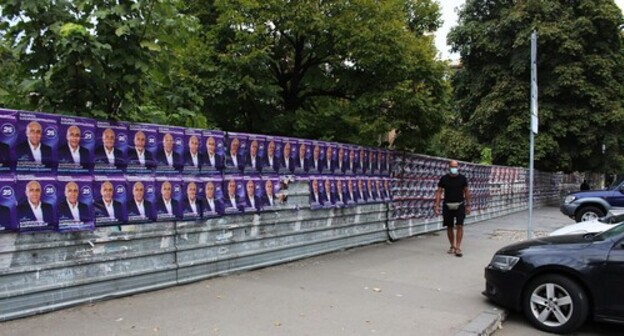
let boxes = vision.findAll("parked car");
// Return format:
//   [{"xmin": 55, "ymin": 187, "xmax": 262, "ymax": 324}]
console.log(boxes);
[
  {"xmin": 483, "ymin": 223, "xmax": 624, "ymax": 334},
  {"xmin": 550, "ymin": 211, "xmax": 624, "ymax": 236},
  {"xmin": 560, "ymin": 177, "xmax": 624, "ymax": 222}
]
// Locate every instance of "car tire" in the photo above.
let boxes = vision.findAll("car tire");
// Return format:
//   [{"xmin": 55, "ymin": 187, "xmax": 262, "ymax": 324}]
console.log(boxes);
[
  {"xmin": 522, "ymin": 274, "xmax": 589, "ymax": 334},
  {"xmin": 575, "ymin": 206, "xmax": 604, "ymax": 222}
]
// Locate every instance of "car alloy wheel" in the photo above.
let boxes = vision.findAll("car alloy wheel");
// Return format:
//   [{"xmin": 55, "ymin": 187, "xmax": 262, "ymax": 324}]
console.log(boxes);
[
  {"xmin": 523, "ymin": 275, "xmax": 588, "ymax": 334},
  {"xmin": 575, "ymin": 206, "xmax": 604, "ymax": 222}
]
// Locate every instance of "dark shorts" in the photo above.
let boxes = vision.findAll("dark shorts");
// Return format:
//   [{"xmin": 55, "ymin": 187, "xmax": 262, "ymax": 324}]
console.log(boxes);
[{"xmin": 443, "ymin": 204, "xmax": 465, "ymax": 227}]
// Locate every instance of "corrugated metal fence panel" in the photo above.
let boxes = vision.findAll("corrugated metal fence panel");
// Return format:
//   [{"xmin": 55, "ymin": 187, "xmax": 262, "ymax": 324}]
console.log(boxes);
[
  {"xmin": 0, "ymin": 222, "xmax": 178, "ymax": 321},
  {"xmin": 176, "ymin": 181, "xmax": 388, "ymax": 284}
]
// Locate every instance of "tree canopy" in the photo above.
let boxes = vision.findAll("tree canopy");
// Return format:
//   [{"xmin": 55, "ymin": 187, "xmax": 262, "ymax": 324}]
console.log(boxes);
[
  {"xmin": 0, "ymin": 0, "xmax": 450, "ymax": 150},
  {"xmin": 449, "ymin": 0, "xmax": 624, "ymax": 172}
]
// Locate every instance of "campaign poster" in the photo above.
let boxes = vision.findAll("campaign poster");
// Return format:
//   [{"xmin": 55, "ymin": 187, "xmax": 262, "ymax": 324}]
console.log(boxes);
[
  {"xmin": 224, "ymin": 132, "xmax": 246, "ymax": 174},
  {"xmin": 57, "ymin": 116, "xmax": 95, "ymax": 174},
  {"xmin": 383, "ymin": 178, "xmax": 393, "ymax": 202},
  {"xmin": 0, "ymin": 174, "xmax": 16, "ymax": 232},
  {"xmin": 155, "ymin": 125, "xmax": 184, "ymax": 174},
  {"xmin": 126, "ymin": 123, "xmax": 158, "ymax": 173},
  {"xmin": 222, "ymin": 175, "xmax": 244, "ymax": 214},
  {"xmin": 376, "ymin": 151, "xmax": 386, "ymax": 176},
  {"xmin": 182, "ymin": 128, "xmax": 202, "ymax": 175},
  {"xmin": 345, "ymin": 145, "xmax": 358, "ymax": 175},
  {"xmin": 200, "ymin": 130, "xmax": 225, "ymax": 175},
  {"xmin": 56, "ymin": 175, "xmax": 94, "ymax": 232},
  {"xmin": 333, "ymin": 177, "xmax": 347, "ymax": 207},
  {"xmin": 0, "ymin": 109, "xmax": 18, "ymax": 172},
  {"xmin": 386, "ymin": 151, "xmax": 394, "ymax": 176},
  {"xmin": 335, "ymin": 144, "xmax": 348, "ymax": 175},
  {"xmin": 321, "ymin": 142, "xmax": 336, "ymax": 175},
  {"xmin": 366, "ymin": 148, "xmax": 377, "ymax": 176},
  {"xmin": 309, "ymin": 141, "xmax": 325, "ymax": 174},
  {"xmin": 356, "ymin": 177, "xmax": 368, "ymax": 204},
  {"xmin": 358, "ymin": 147, "xmax": 368, "ymax": 175},
  {"xmin": 16, "ymin": 111, "xmax": 58, "ymax": 173},
  {"xmin": 294, "ymin": 139, "xmax": 312, "ymax": 175},
  {"xmin": 181, "ymin": 176, "xmax": 203, "ymax": 220},
  {"xmin": 263, "ymin": 136, "xmax": 280, "ymax": 174},
  {"xmin": 94, "ymin": 121, "xmax": 128, "ymax": 174},
  {"xmin": 15, "ymin": 174, "xmax": 56, "ymax": 232},
  {"xmin": 344, "ymin": 177, "xmax": 358, "ymax": 206},
  {"xmin": 242, "ymin": 176, "xmax": 262, "ymax": 213},
  {"xmin": 366, "ymin": 177, "xmax": 380, "ymax": 203},
  {"xmin": 309, "ymin": 176, "xmax": 323, "ymax": 210},
  {"xmin": 260, "ymin": 175, "xmax": 281, "ymax": 211},
  {"xmin": 201, "ymin": 176, "xmax": 224, "ymax": 218},
  {"xmin": 125, "ymin": 174, "xmax": 157, "ymax": 223},
  {"xmin": 155, "ymin": 175, "xmax": 183, "ymax": 221},
  {"xmin": 278, "ymin": 137, "xmax": 296, "ymax": 174},
  {"xmin": 93, "ymin": 174, "xmax": 127, "ymax": 226},
  {"xmin": 320, "ymin": 176, "xmax": 335, "ymax": 208},
  {"xmin": 244, "ymin": 134, "xmax": 265, "ymax": 174}
]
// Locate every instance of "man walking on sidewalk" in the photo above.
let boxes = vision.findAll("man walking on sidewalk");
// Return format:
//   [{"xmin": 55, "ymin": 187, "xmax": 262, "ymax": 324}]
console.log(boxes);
[{"xmin": 434, "ymin": 160, "xmax": 471, "ymax": 257}]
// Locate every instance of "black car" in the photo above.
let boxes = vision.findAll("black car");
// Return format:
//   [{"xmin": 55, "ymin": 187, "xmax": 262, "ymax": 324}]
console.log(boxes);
[{"xmin": 484, "ymin": 222, "xmax": 624, "ymax": 334}]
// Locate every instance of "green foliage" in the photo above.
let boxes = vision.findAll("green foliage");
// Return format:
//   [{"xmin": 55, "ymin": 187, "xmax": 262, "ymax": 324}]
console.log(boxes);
[
  {"xmin": 449, "ymin": 0, "xmax": 624, "ymax": 172},
  {"xmin": 184, "ymin": 0, "xmax": 450, "ymax": 149}
]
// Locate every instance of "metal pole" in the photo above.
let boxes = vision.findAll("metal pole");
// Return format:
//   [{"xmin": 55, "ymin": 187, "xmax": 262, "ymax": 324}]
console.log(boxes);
[{"xmin": 529, "ymin": 30, "xmax": 538, "ymax": 239}]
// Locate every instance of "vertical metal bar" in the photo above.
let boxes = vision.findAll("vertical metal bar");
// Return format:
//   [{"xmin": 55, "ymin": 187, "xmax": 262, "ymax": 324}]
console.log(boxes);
[{"xmin": 528, "ymin": 30, "xmax": 538, "ymax": 239}]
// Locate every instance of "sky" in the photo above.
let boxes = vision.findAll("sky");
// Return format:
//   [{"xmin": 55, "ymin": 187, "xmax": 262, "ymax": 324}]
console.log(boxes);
[{"xmin": 435, "ymin": 0, "xmax": 624, "ymax": 61}]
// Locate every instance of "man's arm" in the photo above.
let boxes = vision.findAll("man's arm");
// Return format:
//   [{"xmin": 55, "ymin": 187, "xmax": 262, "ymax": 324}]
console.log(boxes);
[
  {"xmin": 464, "ymin": 186, "xmax": 472, "ymax": 215},
  {"xmin": 434, "ymin": 187, "xmax": 443, "ymax": 216}
]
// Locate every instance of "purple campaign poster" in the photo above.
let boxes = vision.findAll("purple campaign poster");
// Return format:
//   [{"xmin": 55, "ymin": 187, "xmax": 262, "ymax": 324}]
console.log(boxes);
[
  {"xmin": 384, "ymin": 151, "xmax": 393, "ymax": 176},
  {"xmin": 56, "ymin": 175, "xmax": 94, "ymax": 232},
  {"xmin": 345, "ymin": 177, "xmax": 357, "ymax": 206},
  {"xmin": 336, "ymin": 144, "xmax": 348, "ymax": 175},
  {"xmin": 356, "ymin": 177, "xmax": 368, "ymax": 204},
  {"xmin": 222, "ymin": 175, "xmax": 244, "ymax": 214},
  {"xmin": 155, "ymin": 175, "xmax": 183, "ymax": 221},
  {"xmin": 345, "ymin": 145, "xmax": 358, "ymax": 175},
  {"xmin": 57, "ymin": 115, "xmax": 95, "ymax": 174},
  {"xmin": 260, "ymin": 175, "xmax": 281, "ymax": 211},
  {"xmin": 201, "ymin": 176, "xmax": 224, "ymax": 218},
  {"xmin": 224, "ymin": 132, "xmax": 246, "ymax": 174},
  {"xmin": 125, "ymin": 174, "xmax": 157, "ymax": 223},
  {"xmin": 200, "ymin": 130, "xmax": 225, "ymax": 175},
  {"xmin": 309, "ymin": 176, "xmax": 322, "ymax": 210},
  {"xmin": 0, "ymin": 109, "xmax": 18, "ymax": 172},
  {"xmin": 293, "ymin": 139, "xmax": 312, "ymax": 175},
  {"xmin": 155, "ymin": 126, "xmax": 184, "ymax": 174},
  {"xmin": 366, "ymin": 177, "xmax": 380, "ymax": 203},
  {"xmin": 358, "ymin": 147, "xmax": 368, "ymax": 175},
  {"xmin": 310, "ymin": 141, "xmax": 324, "ymax": 174},
  {"xmin": 377, "ymin": 151, "xmax": 386, "ymax": 176},
  {"xmin": 181, "ymin": 176, "xmax": 203, "ymax": 220},
  {"xmin": 334, "ymin": 177, "xmax": 347, "ymax": 207},
  {"xmin": 366, "ymin": 148, "xmax": 376, "ymax": 176},
  {"xmin": 126, "ymin": 123, "xmax": 158, "ymax": 173},
  {"xmin": 320, "ymin": 176, "xmax": 335, "ymax": 208},
  {"xmin": 0, "ymin": 174, "xmax": 16, "ymax": 232},
  {"xmin": 278, "ymin": 137, "xmax": 296, "ymax": 174},
  {"xmin": 242, "ymin": 176, "xmax": 262, "ymax": 213},
  {"xmin": 16, "ymin": 111, "xmax": 58, "ymax": 173},
  {"xmin": 322, "ymin": 142, "xmax": 336, "ymax": 175},
  {"xmin": 182, "ymin": 128, "xmax": 202, "ymax": 175},
  {"xmin": 263, "ymin": 136, "xmax": 280, "ymax": 173},
  {"xmin": 93, "ymin": 174, "xmax": 127, "ymax": 226},
  {"xmin": 94, "ymin": 121, "xmax": 128, "ymax": 174},
  {"xmin": 15, "ymin": 174, "xmax": 56, "ymax": 232},
  {"xmin": 244, "ymin": 134, "xmax": 265, "ymax": 174},
  {"xmin": 384, "ymin": 178, "xmax": 394, "ymax": 202}
]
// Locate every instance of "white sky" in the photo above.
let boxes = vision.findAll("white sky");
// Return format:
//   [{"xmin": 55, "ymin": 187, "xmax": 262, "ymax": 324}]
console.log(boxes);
[{"xmin": 436, "ymin": 0, "xmax": 624, "ymax": 60}]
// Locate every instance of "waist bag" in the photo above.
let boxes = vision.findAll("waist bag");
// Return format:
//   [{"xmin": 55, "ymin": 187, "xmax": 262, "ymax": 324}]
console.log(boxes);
[{"xmin": 445, "ymin": 202, "xmax": 463, "ymax": 210}]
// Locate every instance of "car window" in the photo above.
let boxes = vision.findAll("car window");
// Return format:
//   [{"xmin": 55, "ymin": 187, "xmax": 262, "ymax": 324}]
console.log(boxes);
[
  {"xmin": 608, "ymin": 176, "xmax": 624, "ymax": 190},
  {"xmin": 595, "ymin": 222, "xmax": 624, "ymax": 240}
]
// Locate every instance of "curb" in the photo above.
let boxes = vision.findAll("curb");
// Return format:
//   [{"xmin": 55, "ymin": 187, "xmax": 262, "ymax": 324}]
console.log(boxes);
[{"xmin": 454, "ymin": 307, "xmax": 508, "ymax": 336}]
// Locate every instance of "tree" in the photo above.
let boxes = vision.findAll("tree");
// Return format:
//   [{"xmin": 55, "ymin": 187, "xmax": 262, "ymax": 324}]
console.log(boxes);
[
  {"xmin": 0, "ymin": 0, "xmax": 198, "ymax": 124},
  {"xmin": 449, "ymin": 0, "xmax": 624, "ymax": 172},
  {"xmin": 184, "ymin": 0, "xmax": 450, "ymax": 149}
]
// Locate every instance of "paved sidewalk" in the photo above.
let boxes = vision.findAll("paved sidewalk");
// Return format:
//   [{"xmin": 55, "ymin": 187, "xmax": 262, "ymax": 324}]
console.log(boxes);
[{"xmin": 0, "ymin": 207, "xmax": 571, "ymax": 336}]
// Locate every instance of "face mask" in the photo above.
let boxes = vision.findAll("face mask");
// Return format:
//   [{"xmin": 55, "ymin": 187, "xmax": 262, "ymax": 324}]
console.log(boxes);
[{"xmin": 450, "ymin": 167, "xmax": 458, "ymax": 175}]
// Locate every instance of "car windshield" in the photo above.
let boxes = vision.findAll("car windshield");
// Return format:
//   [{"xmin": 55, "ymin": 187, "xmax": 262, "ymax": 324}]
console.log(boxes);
[
  {"xmin": 598, "ymin": 213, "xmax": 624, "ymax": 224},
  {"xmin": 607, "ymin": 176, "xmax": 624, "ymax": 190},
  {"xmin": 594, "ymin": 222, "xmax": 624, "ymax": 240}
]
